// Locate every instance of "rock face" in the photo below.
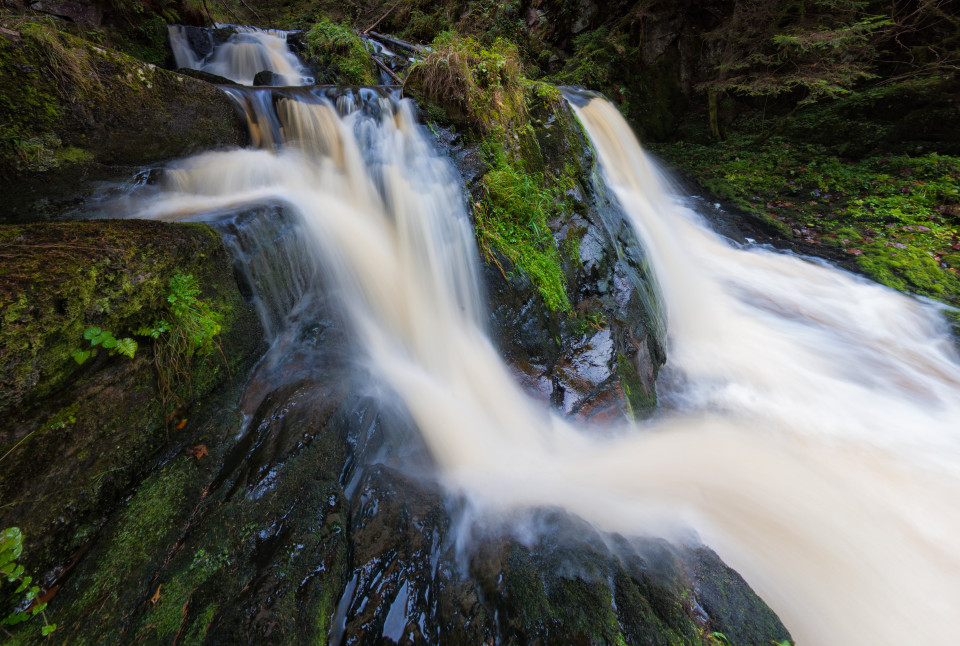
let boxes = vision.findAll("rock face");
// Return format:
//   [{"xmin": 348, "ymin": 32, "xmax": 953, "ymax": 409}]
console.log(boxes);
[
  {"xmin": 253, "ymin": 69, "xmax": 284, "ymax": 86},
  {"xmin": 28, "ymin": 0, "xmax": 103, "ymax": 26},
  {"xmin": 0, "ymin": 27, "xmax": 788, "ymax": 644},
  {"xmin": 438, "ymin": 91, "xmax": 665, "ymax": 424},
  {"xmin": 0, "ymin": 219, "xmax": 264, "ymax": 608},
  {"xmin": 0, "ymin": 209, "xmax": 788, "ymax": 645},
  {"xmin": 0, "ymin": 20, "xmax": 246, "ymax": 222},
  {"xmin": 12, "ymin": 285, "xmax": 787, "ymax": 645}
]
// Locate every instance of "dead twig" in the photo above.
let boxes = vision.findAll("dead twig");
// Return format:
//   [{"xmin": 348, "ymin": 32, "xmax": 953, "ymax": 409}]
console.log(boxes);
[
  {"xmin": 362, "ymin": 2, "xmax": 399, "ymax": 34},
  {"xmin": 373, "ymin": 56, "xmax": 403, "ymax": 84}
]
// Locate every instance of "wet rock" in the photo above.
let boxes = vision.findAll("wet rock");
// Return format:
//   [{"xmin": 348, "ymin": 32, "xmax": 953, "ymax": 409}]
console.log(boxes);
[
  {"xmin": 443, "ymin": 96, "xmax": 664, "ymax": 423},
  {"xmin": 176, "ymin": 67, "xmax": 240, "ymax": 86},
  {"xmin": 0, "ymin": 20, "xmax": 246, "ymax": 220},
  {"xmin": 253, "ymin": 70, "xmax": 284, "ymax": 86},
  {"xmin": 29, "ymin": 0, "xmax": 101, "ymax": 26},
  {"xmin": 8, "ymin": 273, "xmax": 787, "ymax": 645},
  {"xmin": 0, "ymin": 219, "xmax": 263, "ymax": 596}
]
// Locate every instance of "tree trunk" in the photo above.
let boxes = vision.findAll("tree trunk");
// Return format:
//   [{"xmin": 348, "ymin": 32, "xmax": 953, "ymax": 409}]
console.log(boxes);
[{"xmin": 708, "ymin": 90, "xmax": 723, "ymax": 141}]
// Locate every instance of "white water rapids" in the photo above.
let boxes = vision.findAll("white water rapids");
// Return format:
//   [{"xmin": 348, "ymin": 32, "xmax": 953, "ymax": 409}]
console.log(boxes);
[{"xmin": 121, "ymin": 83, "xmax": 960, "ymax": 644}]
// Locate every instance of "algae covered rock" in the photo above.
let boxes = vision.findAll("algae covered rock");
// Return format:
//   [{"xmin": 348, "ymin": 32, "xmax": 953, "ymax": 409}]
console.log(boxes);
[
  {"xmin": 0, "ymin": 18, "xmax": 245, "ymax": 220},
  {"xmin": 0, "ymin": 218, "xmax": 263, "ymax": 602},
  {"xmin": 297, "ymin": 18, "xmax": 377, "ymax": 85}
]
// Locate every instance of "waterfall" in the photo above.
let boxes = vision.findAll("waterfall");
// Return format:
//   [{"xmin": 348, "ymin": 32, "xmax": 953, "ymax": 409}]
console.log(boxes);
[
  {"xmin": 168, "ymin": 25, "xmax": 312, "ymax": 86},
  {"xmin": 118, "ymin": 57, "xmax": 960, "ymax": 642},
  {"xmin": 568, "ymin": 94, "xmax": 960, "ymax": 645}
]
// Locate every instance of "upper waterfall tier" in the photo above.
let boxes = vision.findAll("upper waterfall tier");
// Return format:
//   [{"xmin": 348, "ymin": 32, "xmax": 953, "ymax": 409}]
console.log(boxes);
[{"xmin": 169, "ymin": 24, "xmax": 313, "ymax": 86}]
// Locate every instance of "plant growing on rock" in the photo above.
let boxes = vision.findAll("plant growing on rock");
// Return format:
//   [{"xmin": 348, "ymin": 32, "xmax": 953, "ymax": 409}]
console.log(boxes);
[
  {"xmin": 304, "ymin": 17, "xmax": 377, "ymax": 85},
  {"xmin": 406, "ymin": 31, "xmax": 527, "ymax": 134},
  {"xmin": 476, "ymin": 142, "xmax": 570, "ymax": 311},
  {"xmin": 407, "ymin": 31, "xmax": 576, "ymax": 311},
  {"xmin": 72, "ymin": 327, "xmax": 137, "ymax": 365},
  {"xmin": 137, "ymin": 272, "xmax": 223, "ymax": 410},
  {"xmin": 1, "ymin": 527, "xmax": 56, "ymax": 638}
]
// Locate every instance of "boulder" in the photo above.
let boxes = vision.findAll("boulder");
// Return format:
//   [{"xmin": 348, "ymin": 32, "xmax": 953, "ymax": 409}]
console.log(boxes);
[
  {"xmin": 0, "ymin": 219, "xmax": 264, "ymax": 598},
  {"xmin": 0, "ymin": 20, "xmax": 246, "ymax": 222}
]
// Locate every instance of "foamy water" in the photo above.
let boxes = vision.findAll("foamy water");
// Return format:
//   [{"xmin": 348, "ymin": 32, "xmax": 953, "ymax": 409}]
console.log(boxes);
[{"xmin": 122, "ymin": 80, "xmax": 960, "ymax": 644}]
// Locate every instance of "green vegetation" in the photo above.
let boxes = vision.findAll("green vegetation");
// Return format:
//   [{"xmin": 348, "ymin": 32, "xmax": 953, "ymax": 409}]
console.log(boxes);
[
  {"xmin": 408, "ymin": 32, "xmax": 575, "ymax": 311},
  {"xmin": 615, "ymin": 353, "xmax": 657, "ymax": 419},
  {"xmin": 1, "ymin": 527, "xmax": 56, "ymax": 637},
  {"xmin": 72, "ymin": 327, "xmax": 138, "ymax": 365},
  {"xmin": 0, "ymin": 18, "xmax": 87, "ymax": 174},
  {"xmin": 476, "ymin": 143, "xmax": 570, "ymax": 310},
  {"xmin": 0, "ymin": 14, "xmax": 243, "ymax": 181},
  {"xmin": 408, "ymin": 31, "xmax": 528, "ymax": 133},
  {"xmin": 138, "ymin": 272, "xmax": 224, "ymax": 408},
  {"xmin": 304, "ymin": 18, "xmax": 377, "ymax": 85},
  {"xmin": 700, "ymin": 1, "xmax": 892, "ymax": 108},
  {"xmin": 653, "ymin": 135, "xmax": 960, "ymax": 306}
]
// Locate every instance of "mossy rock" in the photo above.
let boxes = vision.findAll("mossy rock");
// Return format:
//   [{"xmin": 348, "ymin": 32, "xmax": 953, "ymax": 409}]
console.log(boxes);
[
  {"xmin": 299, "ymin": 18, "xmax": 377, "ymax": 85},
  {"xmin": 0, "ymin": 17, "xmax": 245, "ymax": 206},
  {"xmin": 0, "ymin": 218, "xmax": 263, "ymax": 592}
]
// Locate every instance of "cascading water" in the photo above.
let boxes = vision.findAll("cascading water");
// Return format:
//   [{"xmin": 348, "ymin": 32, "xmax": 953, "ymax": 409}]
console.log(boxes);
[
  {"xmin": 566, "ymin": 95, "xmax": 960, "ymax": 645},
  {"xmin": 119, "ymin": 29, "xmax": 960, "ymax": 640},
  {"xmin": 168, "ymin": 25, "xmax": 312, "ymax": 86}
]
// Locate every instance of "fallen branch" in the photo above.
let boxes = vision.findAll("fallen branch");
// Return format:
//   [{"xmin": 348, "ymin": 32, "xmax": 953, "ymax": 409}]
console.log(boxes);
[
  {"xmin": 368, "ymin": 31, "xmax": 426, "ymax": 55},
  {"xmin": 362, "ymin": 2, "xmax": 399, "ymax": 34},
  {"xmin": 373, "ymin": 56, "xmax": 403, "ymax": 84}
]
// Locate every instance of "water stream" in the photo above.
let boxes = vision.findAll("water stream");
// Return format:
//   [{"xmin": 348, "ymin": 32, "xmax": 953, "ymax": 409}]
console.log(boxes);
[
  {"xmin": 121, "ymin": 33, "xmax": 960, "ymax": 645},
  {"xmin": 168, "ymin": 24, "xmax": 312, "ymax": 85}
]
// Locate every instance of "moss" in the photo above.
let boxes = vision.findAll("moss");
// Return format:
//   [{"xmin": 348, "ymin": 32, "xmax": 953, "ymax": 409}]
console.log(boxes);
[
  {"xmin": 0, "ymin": 16, "xmax": 243, "ymax": 185},
  {"xmin": 408, "ymin": 32, "xmax": 581, "ymax": 311},
  {"xmin": 182, "ymin": 603, "xmax": 218, "ymax": 645},
  {"xmin": 407, "ymin": 31, "xmax": 528, "ymax": 135},
  {"xmin": 53, "ymin": 145, "xmax": 94, "ymax": 165},
  {"xmin": 615, "ymin": 352, "xmax": 657, "ymax": 418},
  {"xmin": 304, "ymin": 18, "xmax": 377, "ymax": 85},
  {"xmin": 0, "ymin": 219, "xmax": 263, "ymax": 631},
  {"xmin": 82, "ymin": 461, "xmax": 193, "ymax": 599},
  {"xmin": 142, "ymin": 548, "xmax": 230, "ymax": 639},
  {"xmin": 653, "ymin": 136, "xmax": 960, "ymax": 307},
  {"xmin": 476, "ymin": 142, "xmax": 570, "ymax": 311},
  {"xmin": 0, "ymin": 221, "xmax": 229, "ymax": 414}
]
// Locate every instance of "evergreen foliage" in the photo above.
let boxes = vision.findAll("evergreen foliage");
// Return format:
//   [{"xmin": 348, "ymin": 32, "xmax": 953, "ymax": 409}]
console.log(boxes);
[{"xmin": 700, "ymin": 0, "xmax": 892, "ymax": 106}]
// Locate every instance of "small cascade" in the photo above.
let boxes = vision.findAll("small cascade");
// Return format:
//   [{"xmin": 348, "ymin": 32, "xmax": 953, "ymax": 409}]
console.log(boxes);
[
  {"xmin": 216, "ymin": 207, "xmax": 319, "ymax": 338},
  {"xmin": 168, "ymin": 24, "xmax": 312, "ymax": 86}
]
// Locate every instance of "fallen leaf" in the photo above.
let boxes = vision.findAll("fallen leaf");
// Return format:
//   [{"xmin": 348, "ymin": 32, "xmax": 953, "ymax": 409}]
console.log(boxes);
[
  {"xmin": 151, "ymin": 585, "xmax": 162, "ymax": 605},
  {"xmin": 189, "ymin": 444, "xmax": 208, "ymax": 460},
  {"xmin": 845, "ymin": 248, "xmax": 863, "ymax": 256},
  {"xmin": 175, "ymin": 418, "xmax": 187, "ymax": 430}
]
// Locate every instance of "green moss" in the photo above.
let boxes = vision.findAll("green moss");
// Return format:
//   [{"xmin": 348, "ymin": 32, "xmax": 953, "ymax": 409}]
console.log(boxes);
[
  {"xmin": 0, "ymin": 221, "xmax": 231, "ymax": 413},
  {"xmin": 476, "ymin": 142, "xmax": 570, "ymax": 311},
  {"xmin": 54, "ymin": 146, "xmax": 94, "ymax": 165},
  {"xmin": 653, "ymin": 136, "xmax": 960, "ymax": 306},
  {"xmin": 0, "ymin": 19, "xmax": 71, "ymax": 174},
  {"xmin": 143, "ymin": 547, "xmax": 230, "ymax": 639},
  {"xmin": 615, "ymin": 353, "xmax": 657, "ymax": 419},
  {"xmin": 407, "ymin": 33, "xmax": 580, "ymax": 311},
  {"xmin": 182, "ymin": 603, "xmax": 218, "ymax": 645},
  {"xmin": 304, "ymin": 18, "xmax": 377, "ymax": 85},
  {"xmin": 90, "ymin": 463, "xmax": 191, "ymax": 595}
]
